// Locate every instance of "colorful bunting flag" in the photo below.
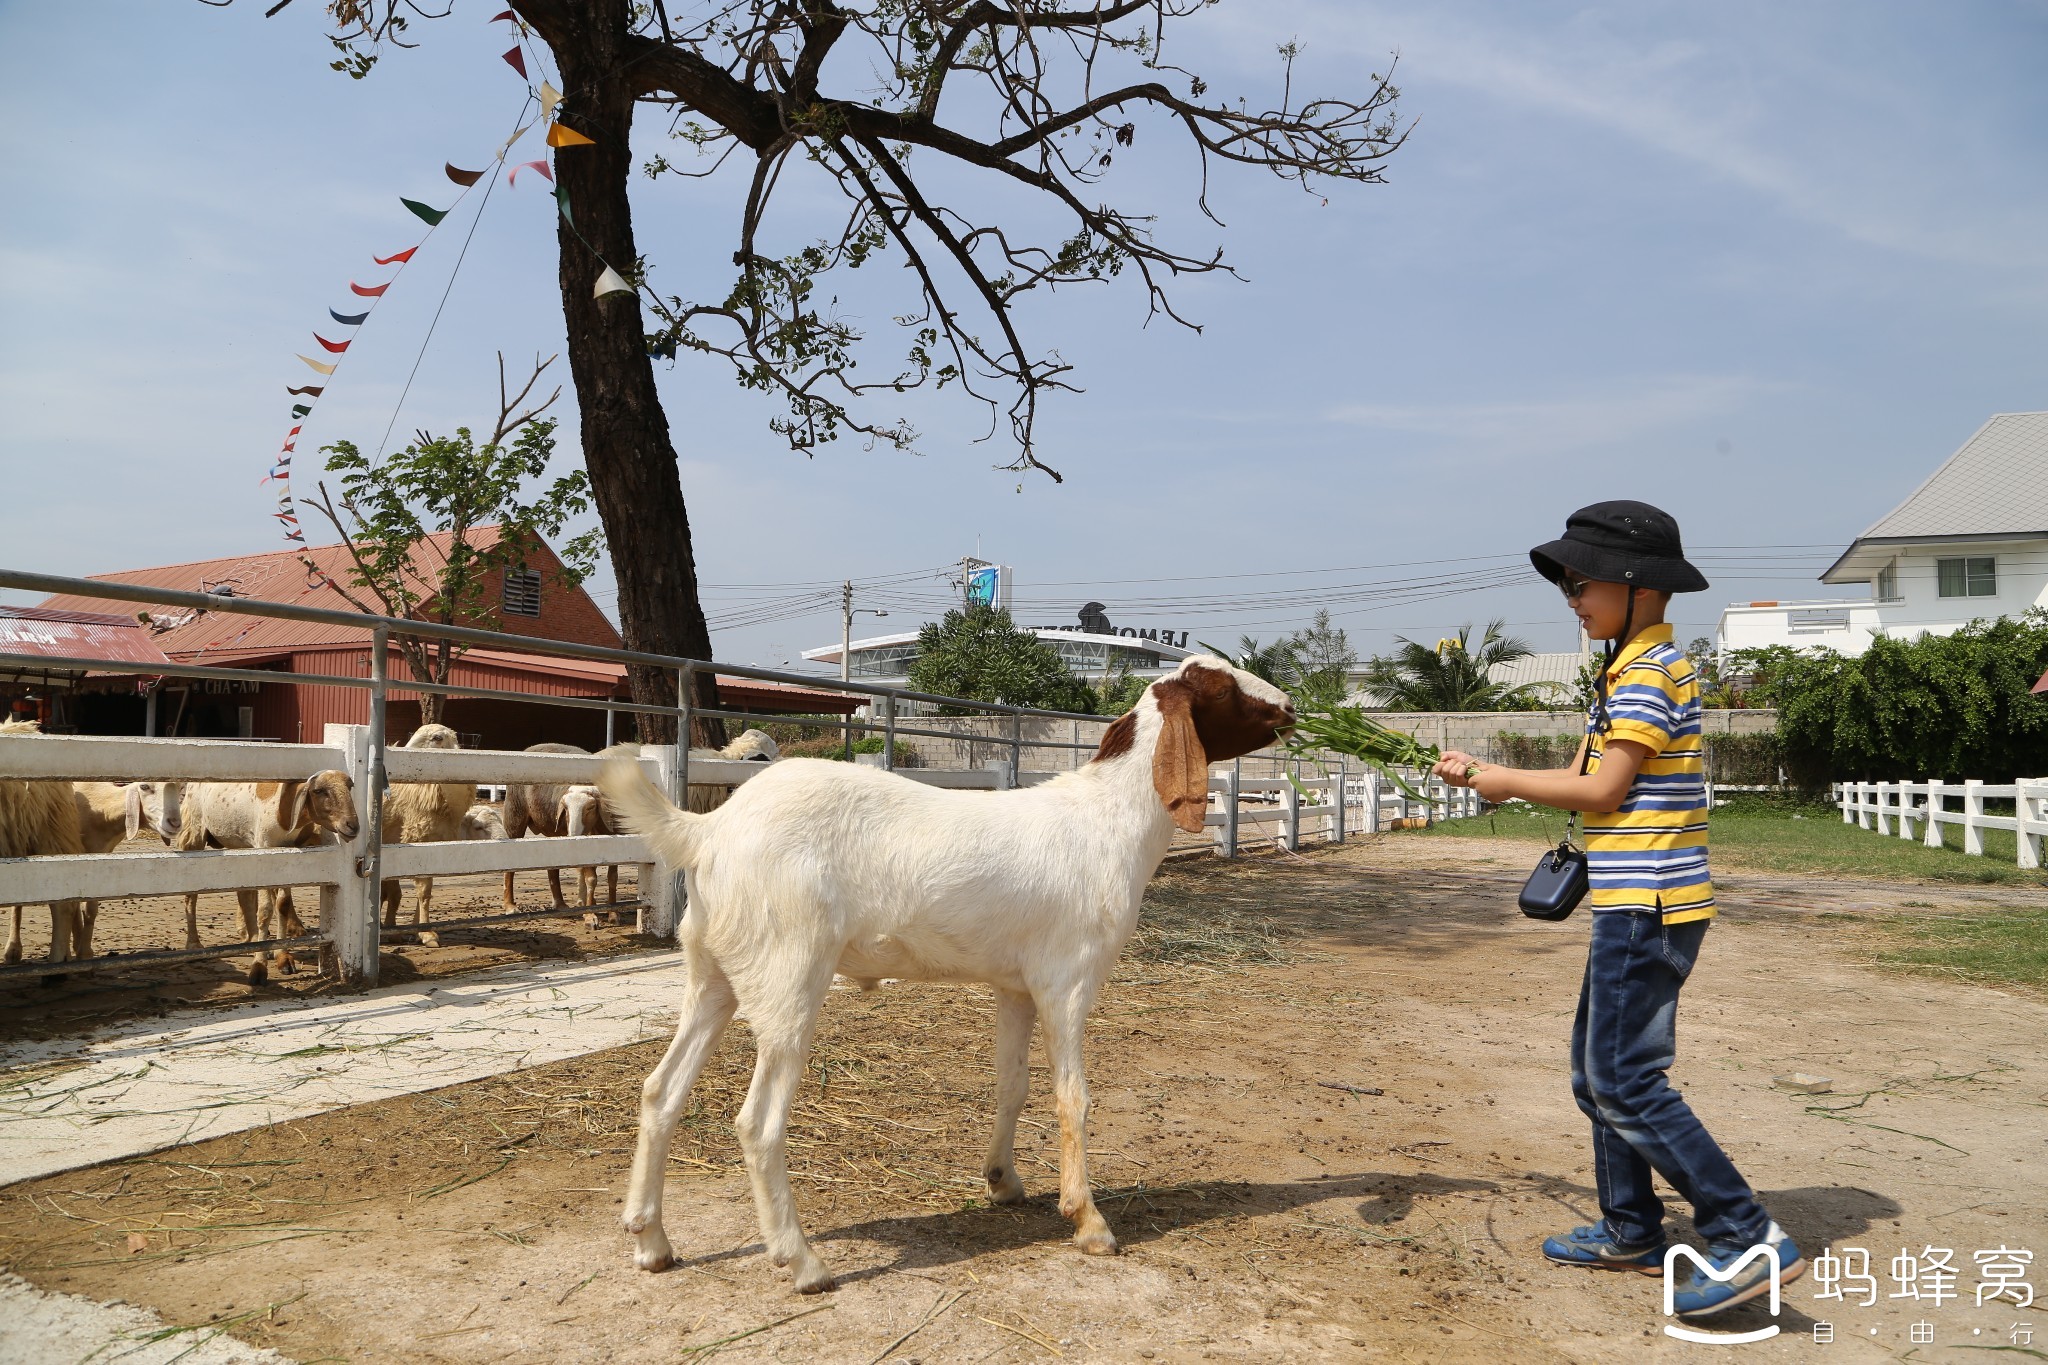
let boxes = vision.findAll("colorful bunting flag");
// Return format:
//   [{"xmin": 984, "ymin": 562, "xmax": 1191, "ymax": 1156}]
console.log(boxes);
[
  {"xmin": 554, "ymin": 183, "xmax": 574, "ymax": 226},
  {"xmin": 445, "ymin": 162, "xmax": 485, "ymax": 187},
  {"xmin": 314, "ymin": 333, "xmax": 351, "ymax": 354},
  {"xmin": 547, "ymin": 123, "xmax": 596, "ymax": 148},
  {"xmin": 593, "ymin": 266, "xmax": 634, "ymax": 299},
  {"xmin": 538, "ymin": 82, "xmax": 562, "ymax": 120},
  {"xmin": 400, "ymin": 198, "xmax": 449, "ymax": 226},
  {"xmin": 329, "ymin": 307, "xmax": 370, "ymax": 326},
  {"xmin": 502, "ymin": 46, "xmax": 527, "ymax": 78},
  {"xmin": 508, "ymin": 159, "xmax": 553, "ymax": 187},
  {"xmin": 350, "ymin": 280, "xmax": 390, "ymax": 297},
  {"xmin": 373, "ymin": 246, "xmax": 419, "ymax": 266},
  {"xmin": 491, "ymin": 8, "xmax": 516, "ymax": 21},
  {"xmin": 286, "ymin": 385, "xmax": 325, "ymax": 397},
  {"xmin": 297, "ymin": 355, "xmax": 338, "ymax": 375},
  {"xmin": 291, "ymin": 404, "xmax": 311, "ymax": 418}
]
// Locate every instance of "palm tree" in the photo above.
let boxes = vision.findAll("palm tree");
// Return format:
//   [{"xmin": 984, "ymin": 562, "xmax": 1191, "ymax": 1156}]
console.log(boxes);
[
  {"xmin": 1362, "ymin": 620, "xmax": 1551, "ymax": 711},
  {"xmin": 1198, "ymin": 635, "xmax": 1303, "ymax": 691}
]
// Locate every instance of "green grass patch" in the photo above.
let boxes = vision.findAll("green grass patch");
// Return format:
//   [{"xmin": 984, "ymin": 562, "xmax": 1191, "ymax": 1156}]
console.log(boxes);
[
  {"xmin": 1863, "ymin": 905, "xmax": 2048, "ymax": 994},
  {"xmin": 1411, "ymin": 799, "xmax": 2048, "ymax": 887}
]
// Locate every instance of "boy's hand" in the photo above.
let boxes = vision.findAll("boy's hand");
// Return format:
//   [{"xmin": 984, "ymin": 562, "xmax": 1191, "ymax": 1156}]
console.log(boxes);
[{"xmin": 1433, "ymin": 751, "xmax": 1484, "ymax": 787}]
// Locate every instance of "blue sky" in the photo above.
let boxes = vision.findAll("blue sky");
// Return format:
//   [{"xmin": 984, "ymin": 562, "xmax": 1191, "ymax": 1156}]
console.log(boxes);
[{"xmin": 3, "ymin": 1, "xmax": 2044, "ymax": 672}]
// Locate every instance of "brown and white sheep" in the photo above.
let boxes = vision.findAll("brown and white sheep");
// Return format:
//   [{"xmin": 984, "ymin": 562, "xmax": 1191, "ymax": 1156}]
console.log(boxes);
[
  {"xmin": 379, "ymin": 723, "xmax": 473, "ymax": 946},
  {"xmin": 0, "ymin": 719, "xmax": 86, "ymax": 965},
  {"xmin": 179, "ymin": 773, "xmax": 361, "ymax": 982}
]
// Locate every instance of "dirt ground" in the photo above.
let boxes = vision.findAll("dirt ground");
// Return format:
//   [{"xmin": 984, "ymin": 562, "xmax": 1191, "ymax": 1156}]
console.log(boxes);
[
  {"xmin": 2, "ymin": 836, "xmax": 2045, "ymax": 1363},
  {"xmin": 0, "ymin": 854, "xmax": 646, "ymax": 1041}
]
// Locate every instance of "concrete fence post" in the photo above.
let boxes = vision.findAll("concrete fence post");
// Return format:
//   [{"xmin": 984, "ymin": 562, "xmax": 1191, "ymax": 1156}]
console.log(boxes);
[
  {"xmin": 1963, "ymin": 779, "xmax": 1986, "ymax": 857},
  {"xmin": 1898, "ymin": 782, "xmax": 1921, "ymax": 842},
  {"xmin": 1923, "ymin": 778, "xmax": 1947, "ymax": 849},
  {"xmin": 1838, "ymin": 782, "xmax": 1851, "ymax": 824},
  {"xmin": 1332, "ymin": 759, "xmax": 1347, "ymax": 845},
  {"xmin": 1282, "ymin": 775, "xmax": 1300, "ymax": 852},
  {"xmin": 1220, "ymin": 765, "xmax": 1240, "ymax": 858},
  {"xmin": 2017, "ymin": 779, "xmax": 2045, "ymax": 871},
  {"xmin": 325, "ymin": 722, "xmax": 381, "ymax": 989},
  {"xmin": 1875, "ymin": 782, "xmax": 1893, "ymax": 837},
  {"xmin": 642, "ymin": 745, "xmax": 681, "ymax": 939}
]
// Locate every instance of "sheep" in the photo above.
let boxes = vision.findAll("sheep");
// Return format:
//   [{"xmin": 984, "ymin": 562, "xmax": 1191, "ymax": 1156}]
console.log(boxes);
[
  {"xmin": 599, "ymin": 655, "xmax": 1294, "ymax": 1292},
  {"xmin": 179, "ymin": 773, "xmax": 361, "ymax": 982},
  {"xmin": 685, "ymin": 728, "xmax": 780, "ymax": 815},
  {"xmin": 499, "ymin": 742, "xmax": 598, "ymax": 914},
  {"xmin": 45, "ymin": 780, "xmax": 187, "ymax": 961},
  {"xmin": 559, "ymin": 783, "xmax": 619, "ymax": 913},
  {"xmin": 0, "ymin": 719, "xmax": 87, "ymax": 965},
  {"xmin": 378, "ymin": 723, "xmax": 473, "ymax": 947},
  {"xmin": 460, "ymin": 803, "xmax": 508, "ymax": 842}
]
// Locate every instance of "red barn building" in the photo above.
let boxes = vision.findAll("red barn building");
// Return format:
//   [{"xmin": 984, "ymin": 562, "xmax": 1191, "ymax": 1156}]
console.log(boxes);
[{"xmin": 35, "ymin": 534, "xmax": 858, "ymax": 747}]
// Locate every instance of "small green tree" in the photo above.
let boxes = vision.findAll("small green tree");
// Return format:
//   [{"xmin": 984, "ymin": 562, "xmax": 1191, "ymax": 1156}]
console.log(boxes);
[
  {"xmin": 1198, "ymin": 635, "xmax": 1305, "ymax": 692},
  {"xmin": 907, "ymin": 606, "xmax": 1094, "ymax": 714},
  {"xmin": 302, "ymin": 355, "xmax": 603, "ymax": 724},
  {"xmin": 1287, "ymin": 609, "xmax": 1359, "ymax": 709},
  {"xmin": 1362, "ymin": 620, "xmax": 1549, "ymax": 712},
  {"xmin": 1090, "ymin": 665, "xmax": 1150, "ymax": 717}
]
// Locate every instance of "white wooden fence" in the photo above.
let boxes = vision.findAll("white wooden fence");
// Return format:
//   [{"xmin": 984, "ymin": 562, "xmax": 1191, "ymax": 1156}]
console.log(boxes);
[
  {"xmin": 1833, "ymin": 778, "xmax": 2048, "ymax": 868},
  {"xmin": 1203, "ymin": 764, "xmax": 1479, "ymax": 857}
]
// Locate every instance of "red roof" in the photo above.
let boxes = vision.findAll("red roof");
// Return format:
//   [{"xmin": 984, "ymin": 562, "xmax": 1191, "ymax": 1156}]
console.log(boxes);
[
  {"xmin": 0, "ymin": 606, "xmax": 177, "ymax": 670},
  {"xmin": 36, "ymin": 530, "xmax": 621, "ymax": 663}
]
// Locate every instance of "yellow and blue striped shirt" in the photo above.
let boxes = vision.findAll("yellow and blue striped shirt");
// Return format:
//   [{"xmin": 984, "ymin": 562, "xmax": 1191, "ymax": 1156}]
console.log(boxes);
[{"xmin": 1583, "ymin": 625, "xmax": 1715, "ymax": 924}]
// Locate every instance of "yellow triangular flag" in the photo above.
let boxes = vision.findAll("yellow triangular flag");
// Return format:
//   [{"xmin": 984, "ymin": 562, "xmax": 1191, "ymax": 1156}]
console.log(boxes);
[
  {"xmin": 539, "ymin": 82, "xmax": 563, "ymax": 121},
  {"xmin": 296, "ymin": 354, "xmax": 339, "ymax": 376},
  {"xmin": 499, "ymin": 121, "xmax": 533, "ymax": 158},
  {"xmin": 547, "ymin": 122, "xmax": 596, "ymax": 148},
  {"xmin": 593, "ymin": 266, "xmax": 634, "ymax": 299}
]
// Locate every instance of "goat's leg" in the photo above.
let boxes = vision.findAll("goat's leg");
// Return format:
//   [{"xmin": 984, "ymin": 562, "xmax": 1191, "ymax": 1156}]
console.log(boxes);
[
  {"xmin": 237, "ymin": 889, "xmax": 262, "ymax": 941},
  {"xmin": 3, "ymin": 906, "xmax": 20, "ymax": 964},
  {"xmin": 501, "ymin": 870, "xmax": 517, "ymax": 914},
  {"xmin": 984, "ymin": 989, "xmax": 1036, "ymax": 1205},
  {"xmin": 415, "ymin": 877, "xmax": 438, "ymax": 948},
  {"xmin": 45, "ymin": 901, "xmax": 82, "ymax": 964},
  {"xmin": 623, "ymin": 951, "xmax": 738, "ymax": 1273},
  {"xmin": 606, "ymin": 865, "xmax": 619, "ymax": 906},
  {"xmin": 183, "ymin": 893, "xmax": 202, "ymax": 950},
  {"xmin": 78, "ymin": 901, "xmax": 99, "ymax": 958},
  {"xmin": 379, "ymin": 880, "xmax": 401, "ymax": 927},
  {"xmin": 578, "ymin": 866, "xmax": 595, "ymax": 908},
  {"xmin": 242, "ymin": 889, "xmax": 269, "ymax": 985},
  {"xmin": 272, "ymin": 888, "xmax": 304, "ymax": 975},
  {"xmin": 1041, "ymin": 992, "xmax": 1118, "ymax": 1256},
  {"xmin": 547, "ymin": 868, "xmax": 567, "ymax": 909},
  {"xmin": 732, "ymin": 963, "xmax": 838, "ymax": 1293}
]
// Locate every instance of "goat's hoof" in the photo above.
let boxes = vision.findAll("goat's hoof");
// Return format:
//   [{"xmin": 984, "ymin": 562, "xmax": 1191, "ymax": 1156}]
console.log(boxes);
[
  {"xmin": 2, "ymin": 944, "xmax": 19, "ymax": 966},
  {"xmin": 275, "ymin": 951, "xmax": 299, "ymax": 976},
  {"xmin": 1074, "ymin": 1227, "xmax": 1120, "ymax": 1257},
  {"xmin": 246, "ymin": 958, "xmax": 269, "ymax": 987},
  {"xmin": 791, "ymin": 1258, "xmax": 837, "ymax": 1295},
  {"xmin": 986, "ymin": 1169, "xmax": 1027, "ymax": 1205},
  {"xmin": 634, "ymin": 1248, "xmax": 674, "ymax": 1273},
  {"xmin": 583, "ymin": 913, "xmax": 601, "ymax": 929},
  {"xmin": 418, "ymin": 931, "xmax": 440, "ymax": 948}
]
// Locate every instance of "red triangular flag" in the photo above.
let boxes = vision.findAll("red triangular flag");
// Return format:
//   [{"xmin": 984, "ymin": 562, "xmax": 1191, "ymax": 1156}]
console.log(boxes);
[
  {"xmin": 314, "ymin": 333, "xmax": 351, "ymax": 354},
  {"xmin": 350, "ymin": 280, "xmax": 390, "ymax": 297},
  {"xmin": 374, "ymin": 246, "xmax": 419, "ymax": 266},
  {"xmin": 446, "ymin": 163, "xmax": 485, "ymax": 187},
  {"xmin": 508, "ymin": 159, "xmax": 553, "ymax": 187},
  {"xmin": 491, "ymin": 8, "xmax": 516, "ymax": 20},
  {"xmin": 503, "ymin": 46, "xmax": 527, "ymax": 78}
]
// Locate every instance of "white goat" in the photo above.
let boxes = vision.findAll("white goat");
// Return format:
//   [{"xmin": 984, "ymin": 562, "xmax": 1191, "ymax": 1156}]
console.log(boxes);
[
  {"xmin": 0, "ymin": 719, "xmax": 86, "ymax": 965},
  {"xmin": 379, "ymin": 723, "xmax": 472, "ymax": 945},
  {"xmin": 180, "ymin": 773, "xmax": 362, "ymax": 982},
  {"xmin": 599, "ymin": 656, "xmax": 1293, "ymax": 1292}
]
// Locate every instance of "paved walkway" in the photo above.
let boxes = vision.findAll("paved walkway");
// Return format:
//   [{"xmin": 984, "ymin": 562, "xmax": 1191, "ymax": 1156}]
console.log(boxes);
[
  {"xmin": 0, "ymin": 1273, "xmax": 291, "ymax": 1365},
  {"xmin": 0, "ymin": 950, "xmax": 692, "ymax": 1187}
]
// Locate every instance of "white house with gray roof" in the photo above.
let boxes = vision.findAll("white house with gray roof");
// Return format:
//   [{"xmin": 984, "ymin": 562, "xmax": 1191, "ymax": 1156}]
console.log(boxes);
[{"xmin": 1718, "ymin": 412, "xmax": 2048, "ymax": 657}]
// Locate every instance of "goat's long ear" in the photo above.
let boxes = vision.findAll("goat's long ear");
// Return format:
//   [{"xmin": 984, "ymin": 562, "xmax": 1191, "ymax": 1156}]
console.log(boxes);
[
  {"xmin": 125, "ymin": 785, "xmax": 145, "ymax": 843},
  {"xmin": 1150, "ymin": 680, "xmax": 1210, "ymax": 833},
  {"xmin": 276, "ymin": 781, "xmax": 307, "ymax": 832}
]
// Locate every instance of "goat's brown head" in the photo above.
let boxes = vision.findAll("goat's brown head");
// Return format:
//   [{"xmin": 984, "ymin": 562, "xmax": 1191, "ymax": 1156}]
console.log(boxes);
[
  {"xmin": 275, "ymin": 770, "xmax": 362, "ymax": 841},
  {"xmin": 1143, "ymin": 656, "xmax": 1296, "ymax": 833}
]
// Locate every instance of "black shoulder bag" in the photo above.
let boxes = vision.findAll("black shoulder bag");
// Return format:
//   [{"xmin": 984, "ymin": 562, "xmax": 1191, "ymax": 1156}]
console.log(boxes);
[{"xmin": 1517, "ymin": 600, "xmax": 1630, "ymax": 921}]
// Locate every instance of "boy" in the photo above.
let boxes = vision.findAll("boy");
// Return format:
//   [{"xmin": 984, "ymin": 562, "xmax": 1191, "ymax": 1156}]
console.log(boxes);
[{"xmin": 1431, "ymin": 500, "xmax": 1803, "ymax": 1317}]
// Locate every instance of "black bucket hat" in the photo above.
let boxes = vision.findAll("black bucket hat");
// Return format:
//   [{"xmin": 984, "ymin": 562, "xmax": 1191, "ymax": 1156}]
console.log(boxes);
[{"xmin": 1529, "ymin": 500, "xmax": 1709, "ymax": 594}]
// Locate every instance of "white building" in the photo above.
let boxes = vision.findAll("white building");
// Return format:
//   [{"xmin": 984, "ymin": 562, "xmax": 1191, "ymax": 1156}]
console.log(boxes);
[
  {"xmin": 805, "ymin": 626, "xmax": 1194, "ymax": 686},
  {"xmin": 1718, "ymin": 412, "xmax": 2048, "ymax": 657}
]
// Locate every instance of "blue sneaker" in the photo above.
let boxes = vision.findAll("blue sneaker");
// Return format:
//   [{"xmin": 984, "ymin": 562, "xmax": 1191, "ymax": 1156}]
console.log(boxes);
[
  {"xmin": 1542, "ymin": 1220, "xmax": 1668, "ymax": 1275},
  {"xmin": 1672, "ymin": 1222, "xmax": 1806, "ymax": 1317}
]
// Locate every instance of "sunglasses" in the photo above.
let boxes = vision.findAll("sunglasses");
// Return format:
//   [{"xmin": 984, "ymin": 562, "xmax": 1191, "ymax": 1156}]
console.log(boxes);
[{"xmin": 1559, "ymin": 576, "xmax": 1594, "ymax": 602}]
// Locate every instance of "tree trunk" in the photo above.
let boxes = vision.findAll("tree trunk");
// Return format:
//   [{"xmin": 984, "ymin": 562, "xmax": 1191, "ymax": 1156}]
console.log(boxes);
[{"xmin": 521, "ymin": 0, "xmax": 722, "ymax": 747}]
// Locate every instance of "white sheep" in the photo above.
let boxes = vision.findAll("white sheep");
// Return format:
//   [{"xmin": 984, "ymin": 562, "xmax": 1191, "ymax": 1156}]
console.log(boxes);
[
  {"xmin": 179, "ymin": 773, "xmax": 361, "ymax": 982},
  {"xmin": 460, "ymin": 803, "xmax": 508, "ymax": 842},
  {"xmin": 0, "ymin": 719, "xmax": 87, "ymax": 965},
  {"xmin": 684, "ymin": 728, "xmax": 780, "ymax": 814},
  {"xmin": 51, "ymin": 780, "xmax": 187, "ymax": 960},
  {"xmin": 379, "ymin": 723, "xmax": 473, "ymax": 946},
  {"xmin": 599, "ymin": 656, "xmax": 1293, "ymax": 1292}
]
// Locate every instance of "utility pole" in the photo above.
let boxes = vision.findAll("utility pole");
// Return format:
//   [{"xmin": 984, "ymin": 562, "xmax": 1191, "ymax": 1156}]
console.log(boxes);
[{"xmin": 838, "ymin": 580, "xmax": 887, "ymax": 758}]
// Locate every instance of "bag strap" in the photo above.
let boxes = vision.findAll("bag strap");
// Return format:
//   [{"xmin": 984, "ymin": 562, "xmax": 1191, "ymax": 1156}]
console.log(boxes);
[{"xmin": 1568, "ymin": 591, "xmax": 1636, "ymax": 850}]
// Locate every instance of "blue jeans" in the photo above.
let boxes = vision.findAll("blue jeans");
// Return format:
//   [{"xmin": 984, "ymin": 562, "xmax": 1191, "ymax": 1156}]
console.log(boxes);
[{"xmin": 1570, "ymin": 911, "xmax": 1767, "ymax": 1248}]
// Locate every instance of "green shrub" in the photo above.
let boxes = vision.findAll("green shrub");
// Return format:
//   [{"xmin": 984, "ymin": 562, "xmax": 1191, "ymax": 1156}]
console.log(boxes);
[{"xmin": 777, "ymin": 733, "xmax": 921, "ymax": 766}]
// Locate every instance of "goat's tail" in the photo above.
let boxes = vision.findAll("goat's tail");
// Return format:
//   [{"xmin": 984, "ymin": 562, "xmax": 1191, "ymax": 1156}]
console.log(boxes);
[{"xmin": 600, "ymin": 755, "xmax": 708, "ymax": 870}]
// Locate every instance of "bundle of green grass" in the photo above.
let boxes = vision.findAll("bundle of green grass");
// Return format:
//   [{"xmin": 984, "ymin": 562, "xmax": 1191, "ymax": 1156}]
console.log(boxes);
[{"xmin": 1282, "ymin": 703, "xmax": 1447, "ymax": 799}]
